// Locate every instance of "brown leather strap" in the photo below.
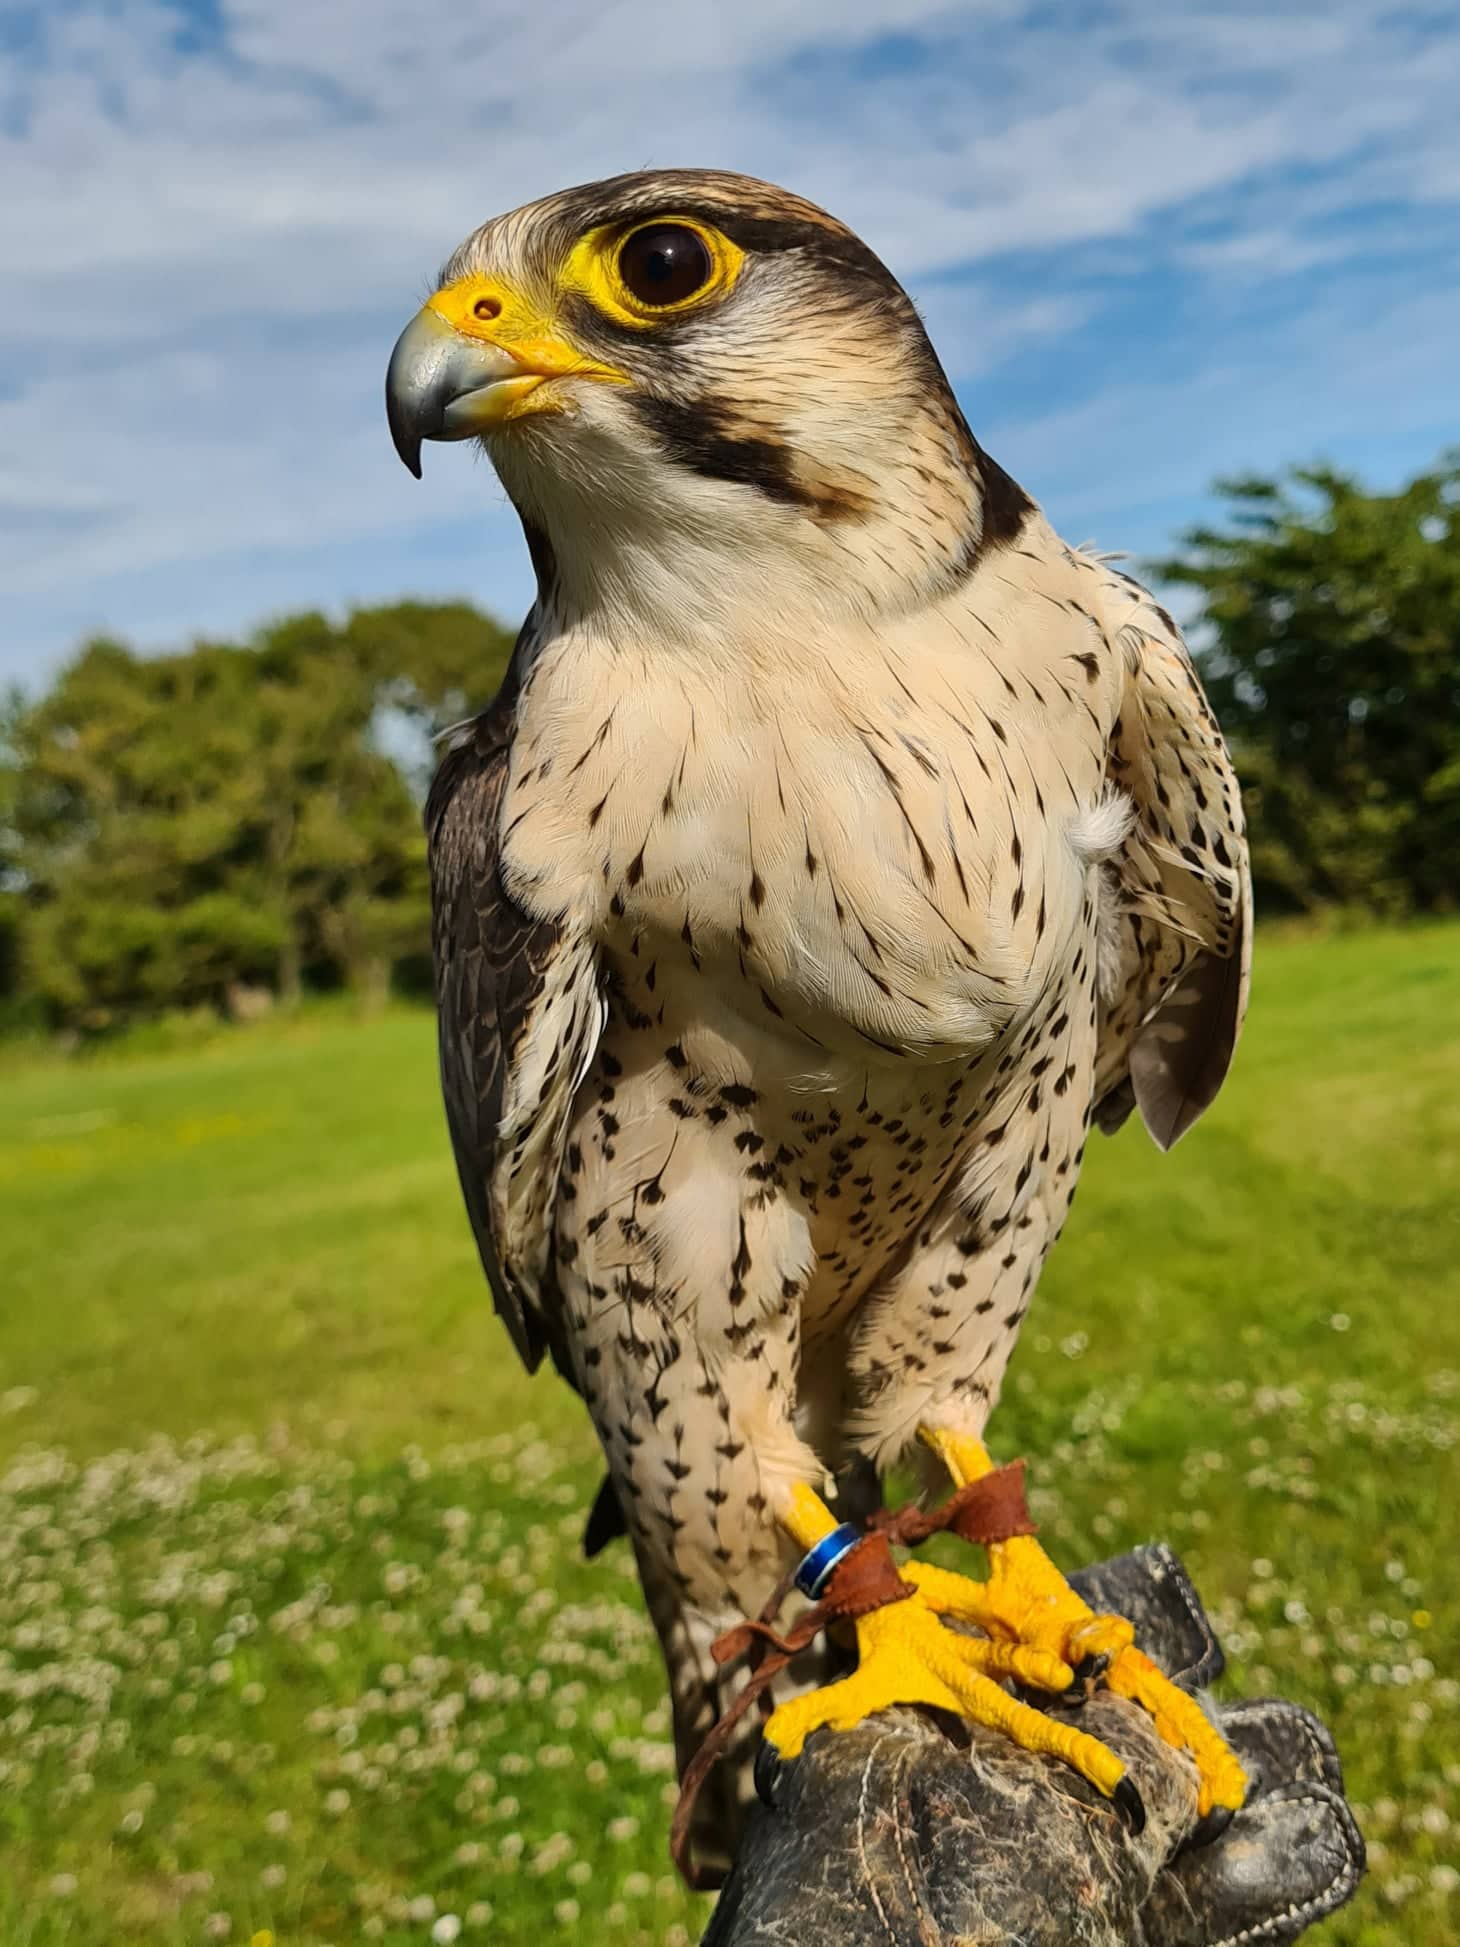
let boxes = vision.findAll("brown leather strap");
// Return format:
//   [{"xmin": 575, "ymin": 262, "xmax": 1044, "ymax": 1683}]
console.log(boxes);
[
  {"xmin": 871, "ymin": 1460, "xmax": 1036, "ymax": 1549},
  {"xmin": 670, "ymin": 1534, "xmax": 913, "ymax": 1888}
]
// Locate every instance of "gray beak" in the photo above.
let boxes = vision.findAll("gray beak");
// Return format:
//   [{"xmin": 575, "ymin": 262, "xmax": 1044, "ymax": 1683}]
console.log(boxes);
[{"xmin": 385, "ymin": 306, "xmax": 528, "ymax": 479}]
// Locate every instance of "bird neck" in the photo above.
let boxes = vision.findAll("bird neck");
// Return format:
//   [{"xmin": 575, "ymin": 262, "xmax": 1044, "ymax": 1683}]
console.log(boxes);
[{"xmin": 498, "ymin": 410, "xmax": 1029, "ymax": 649}]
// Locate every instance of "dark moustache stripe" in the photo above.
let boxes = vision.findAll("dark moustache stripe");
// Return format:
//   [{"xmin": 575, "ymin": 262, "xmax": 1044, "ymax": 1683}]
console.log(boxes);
[{"xmin": 628, "ymin": 394, "xmax": 820, "ymax": 510}]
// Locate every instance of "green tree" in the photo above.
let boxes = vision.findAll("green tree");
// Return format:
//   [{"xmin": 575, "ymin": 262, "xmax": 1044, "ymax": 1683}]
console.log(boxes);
[
  {"xmin": 344, "ymin": 598, "xmax": 516, "ymax": 731},
  {"xmin": 1158, "ymin": 455, "xmax": 1460, "ymax": 916},
  {"xmin": 0, "ymin": 687, "xmax": 26, "ymax": 1018},
  {"xmin": 12, "ymin": 639, "xmax": 290, "ymax": 1029},
  {"xmin": 6, "ymin": 599, "xmax": 517, "ymax": 1032}
]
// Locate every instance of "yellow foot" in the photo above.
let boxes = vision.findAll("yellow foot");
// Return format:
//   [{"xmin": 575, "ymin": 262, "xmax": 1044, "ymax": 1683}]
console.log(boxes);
[
  {"xmin": 762, "ymin": 1567, "xmax": 1143, "ymax": 1821},
  {"xmin": 923, "ymin": 1428, "xmax": 1248, "ymax": 1819}
]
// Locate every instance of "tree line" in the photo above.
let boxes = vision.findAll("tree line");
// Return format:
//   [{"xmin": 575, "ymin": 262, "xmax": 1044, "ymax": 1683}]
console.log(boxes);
[
  {"xmin": 0, "ymin": 602, "xmax": 514, "ymax": 1034},
  {"xmin": 2, "ymin": 455, "xmax": 1456, "ymax": 1036}
]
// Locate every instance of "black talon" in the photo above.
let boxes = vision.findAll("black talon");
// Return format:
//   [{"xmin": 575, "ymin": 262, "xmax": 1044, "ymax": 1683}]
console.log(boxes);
[
  {"xmin": 1112, "ymin": 1776, "xmax": 1147, "ymax": 1835},
  {"xmin": 1182, "ymin": 1800, "xmax": 1237, "ymax": 1852},
  {"xmin": 754, "ymin": 1737, "xmax": 789, "ymax": 1808},
  {"xmin": 1071, "ymin": 1652, "xmax": 1110, "ymax": 1693}
]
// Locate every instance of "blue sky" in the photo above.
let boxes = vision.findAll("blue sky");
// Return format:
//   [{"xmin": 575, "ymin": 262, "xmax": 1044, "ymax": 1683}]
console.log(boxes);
[{"xmin": 3, "ymin": 0, "xmax": 1458, "ymax": 689}]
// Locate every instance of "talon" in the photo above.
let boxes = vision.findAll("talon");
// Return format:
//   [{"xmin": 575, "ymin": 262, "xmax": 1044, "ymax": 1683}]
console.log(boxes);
[
  {"xmin": 1104, "ymin": 1645, "xmax": 1248, "ymax": 1816},
  {"xmin": 1182, "ymin": 1800, "xmax": 1236, "ymax": 1852},
  {"xmin": 918, "ymin": 1430, "xmax": 1248, "ymax": 1824},
  {"xmin": 1113, "ymin": 1775, "xmax": 1147, "ymax": 1834},
  {"xmin": 754, "ymin": 1736, "xmax": 789, "ymax": 1808},
  {"xmin": 1070, "ymin": 1651, "xmax": 1110, "ymax": 1692}
]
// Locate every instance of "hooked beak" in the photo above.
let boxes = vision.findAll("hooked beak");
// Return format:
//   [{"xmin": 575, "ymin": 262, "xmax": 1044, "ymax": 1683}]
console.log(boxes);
[
  {"xmin": 385, "ymin": 306, "xmax": 549, "ymax": 479},
  {"xmin": 387, "ymin": 276, "xmax": 629, "ymax": 479}
]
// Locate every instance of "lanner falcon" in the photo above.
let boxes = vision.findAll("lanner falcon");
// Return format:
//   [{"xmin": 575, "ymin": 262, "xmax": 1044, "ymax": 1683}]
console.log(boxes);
[{"xmin": 387, "ymin": 169, "xmax": 1252, "ymax": 1875}]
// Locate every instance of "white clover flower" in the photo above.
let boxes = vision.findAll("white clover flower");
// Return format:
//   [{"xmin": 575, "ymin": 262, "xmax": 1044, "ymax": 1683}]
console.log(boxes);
[
  {"xmin": 552, "ymin": 1901, "xmax": 579, "ymax": 1925},
  {"xmin": 465, "ymin": 1903, "xmax": 493, "ymax": 1929},
  {"xmin": 530, "ymin": 1832, "xmax": 575, "ymax": 1876},
  {"xmin": 263, "ymin": 1809, "xmax": 290, "ymax": 1837},
  {"xmin": 431, "ymin": 1917, "xmax": 462, "ymax": 1944},
  {"xmin": 323, "ymin": 1788, "xmax": 350, "ymax": 1815},
  {"xmin": 203, "ymin": 1915, "xmax": 232, "ymax": 1940}
]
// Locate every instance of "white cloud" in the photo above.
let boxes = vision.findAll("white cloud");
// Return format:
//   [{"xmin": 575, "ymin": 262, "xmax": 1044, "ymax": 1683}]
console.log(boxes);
[{"xmin": 3, "ymin": 0, "xmax": 1459, "ymax": 680}]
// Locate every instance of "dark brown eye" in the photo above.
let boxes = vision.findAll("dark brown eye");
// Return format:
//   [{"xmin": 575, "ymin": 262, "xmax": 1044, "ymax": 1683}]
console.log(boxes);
[{"xmin": 617, "ymin": 224, "xmax": 714, "ymax": 307}]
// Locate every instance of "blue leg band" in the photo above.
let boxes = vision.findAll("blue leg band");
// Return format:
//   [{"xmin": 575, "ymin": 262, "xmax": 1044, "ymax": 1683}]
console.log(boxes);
[{"xmin": 794, "ymin": 1522, "xmax": 863, "ymax": 1600}]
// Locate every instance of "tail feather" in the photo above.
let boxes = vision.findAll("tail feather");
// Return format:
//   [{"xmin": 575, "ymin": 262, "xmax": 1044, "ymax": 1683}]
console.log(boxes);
[
  {"xmin": 632, "ymin": 1461, "xmax": 880, "ymax": 1880},
  {"xmin": 633, "ymin": 1538, "xmax": 761, "ymax": 1881}
]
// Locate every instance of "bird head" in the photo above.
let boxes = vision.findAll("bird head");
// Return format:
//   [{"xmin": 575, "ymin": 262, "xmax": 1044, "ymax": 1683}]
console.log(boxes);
[{"xmin": 387, "ymin": 170, "xmax": 1028, "ymax": 629}]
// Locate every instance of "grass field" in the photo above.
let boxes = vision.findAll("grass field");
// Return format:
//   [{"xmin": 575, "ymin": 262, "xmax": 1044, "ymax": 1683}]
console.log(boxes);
[{"xmin": 1, "ymin": 924, "xmax": 1458, "ymax": 1945}]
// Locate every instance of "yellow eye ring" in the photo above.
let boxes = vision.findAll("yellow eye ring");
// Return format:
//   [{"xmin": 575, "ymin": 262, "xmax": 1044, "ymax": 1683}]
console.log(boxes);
[{"xmin": 562, "ymin": 216, "xmax": 745, "ymax": 328}]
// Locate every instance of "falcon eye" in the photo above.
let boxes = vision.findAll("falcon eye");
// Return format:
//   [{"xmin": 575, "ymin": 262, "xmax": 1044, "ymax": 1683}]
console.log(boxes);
[{"xmin": 617, "ymin": 224, "xmax": 715, "ymax": 308}]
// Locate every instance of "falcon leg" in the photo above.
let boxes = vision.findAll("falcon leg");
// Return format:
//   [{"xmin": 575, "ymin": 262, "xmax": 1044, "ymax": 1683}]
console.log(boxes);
[
  {"xmin": 764, "ymin": 1481, "xmax": 1121, "ymax": 1794},
  {"xmin": 919, "ymin": 1426, "xmax": 1247, "ymax": 1819}
]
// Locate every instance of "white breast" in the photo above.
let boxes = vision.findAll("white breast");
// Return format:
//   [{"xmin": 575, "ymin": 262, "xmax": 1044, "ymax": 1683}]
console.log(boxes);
[{"xmin": 502, "ymin": 596, "xmax": 1114, "ymax": 1061}]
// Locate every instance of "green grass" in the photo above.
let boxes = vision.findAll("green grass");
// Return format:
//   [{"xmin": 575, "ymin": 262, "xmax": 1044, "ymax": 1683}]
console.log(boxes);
[{"xmin": 1, "ymin": 925, "xmax": 1457, "ymax": 1945}]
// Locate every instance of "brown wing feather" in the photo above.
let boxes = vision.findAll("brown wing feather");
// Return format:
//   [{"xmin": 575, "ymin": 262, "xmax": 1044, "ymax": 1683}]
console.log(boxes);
[
  {"xmin": 1094, "ymin": 595, "xmax": 1252, "ymax": 1149},
  {"xmin": 427, "ymin": 677, "xmax": 602, "ymax": 1373}
]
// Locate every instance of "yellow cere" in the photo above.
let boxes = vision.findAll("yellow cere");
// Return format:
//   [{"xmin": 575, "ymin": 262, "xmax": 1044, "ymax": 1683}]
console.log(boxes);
[
  {"xmin": 425, "ymin": 275, "xmax": 628, "ymax": 393},
  {"xmin": 562, "ymin": 216, "xmax": 745, "ymax": 328}
]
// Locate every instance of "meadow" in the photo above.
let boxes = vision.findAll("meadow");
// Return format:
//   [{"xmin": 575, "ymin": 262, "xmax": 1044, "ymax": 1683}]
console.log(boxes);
[{"xmin": 1, "ymin": 923, "xmax": 1457, "ymax": 1946}]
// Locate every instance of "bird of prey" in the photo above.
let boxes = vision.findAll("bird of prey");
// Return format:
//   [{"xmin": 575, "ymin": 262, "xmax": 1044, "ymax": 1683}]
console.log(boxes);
[{"xmin": 387, "ymin": 169, "xmax": 1251, "ymax": 1873}]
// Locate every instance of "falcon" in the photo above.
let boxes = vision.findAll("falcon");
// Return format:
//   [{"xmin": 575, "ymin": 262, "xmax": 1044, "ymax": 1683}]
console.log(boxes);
[{"xmin": 386, "ymin": 169, "xmax": 1252, "ymax": 1874}]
